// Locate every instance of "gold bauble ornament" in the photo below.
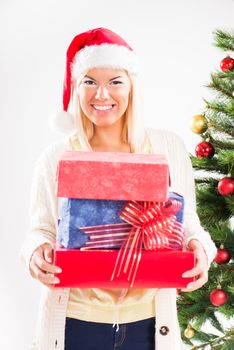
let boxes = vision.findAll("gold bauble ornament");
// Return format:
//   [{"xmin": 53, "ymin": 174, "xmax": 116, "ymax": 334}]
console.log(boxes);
[
  {"xmin": 190, "ymin": 114, "xmax": 208, "ymax": 134},
  {"xmin": 184, "ymin": 325, "xmax": 195, "ymax": 339}
]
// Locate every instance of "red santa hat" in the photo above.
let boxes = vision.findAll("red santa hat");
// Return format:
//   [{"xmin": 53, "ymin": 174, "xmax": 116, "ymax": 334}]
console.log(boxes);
[{"xmin": 51, "ymin": 27, "xmax": 140, "ymax": 134}]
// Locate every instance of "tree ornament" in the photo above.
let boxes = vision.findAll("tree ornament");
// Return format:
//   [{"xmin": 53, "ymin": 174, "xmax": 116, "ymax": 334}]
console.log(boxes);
[
  {"xmin": 220, "ymin": 56, "xmax": 234, "ymax": 72},
  {"xmin": 195, "ymin": 141, "xmax": 215, "ymax": 158},
  {"xmin": 214, "ymin": 245, "xmax": 231, "ymax": 264},
  {"xmin": 210, "ymin": 289, "xmax": 228, "ymax": 306},
  {"xmin": 218, "ymin": 176, "xmax": 234, "ymax": 196},
  {"xmin": 190, "ymin": 114, "xmax": 208, "ymax": 134},
  {"xmin": 176, "ymin": 289, "xmax": 181, "ymax": 296},
  {"xmin": 184, "ymin": 325, "xmax": 195, "ymax": 339}
]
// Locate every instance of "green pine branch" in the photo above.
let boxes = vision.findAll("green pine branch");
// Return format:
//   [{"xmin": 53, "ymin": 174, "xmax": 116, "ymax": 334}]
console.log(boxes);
[
  {"xmin": 209, "ymin": 315, "xmax": 225, "ymax": 334},
  {"xmin": 225, "ymin": 195, "xmax": 234, "ymax": 215},
  {"xmin": 216, "ymin": 150, "xmax": 234, "ymax": 172},
  {"xmin": 202, "ymin": 133, "xmax": 234, "ymax": 150},
  {"xmin": 227, "ymin": 285, "xmax": 234, "ymax": 295},
  {"xmin": 213, "ymin": 29, "xmax": 234, "ymax": 52},
  {"xmin": 204, "ymin": 99, "xmax": 234, "ymax": 119},
  {"xmin": 219, "ymin": 339, "xmax": 234, "ymax": 350},
  {"xmin": 208, "ymin": 223, "xmax": 234, "ymax": 248},
  {"xmin": 217, "ymin": 302, "xmax": 234, "ymax": 320},
  {"xmin": 196, "ymin": 185, "xmax": 232, "ymax": 227},
  {"xmin": 204, "ymin": 110, "xmax": 234, "ymax": 137},
  {"xmin": 190, "ymin": 330, "xmax": 219, "ymax": 345},
  {"xmin": 207, "ymin": 69, "xmax": 234, "ymax": 82},
  {"xmin": 207, "ymin": 73, "xmax": 234, "ymax": 99},
  {"xmin": 190, "ymin": 155, "xmax": 229, "ymax": 175},
  {"xmin": 209, "ymin": 124, "xmax": 234, "ymax": 140},
  {"xmin": 194, "ymin": 178, "xmax": 220, "ymax": 186},
  {"xmin": 191, "ymin": 335, "xmax": 234, "ymax": 349}
]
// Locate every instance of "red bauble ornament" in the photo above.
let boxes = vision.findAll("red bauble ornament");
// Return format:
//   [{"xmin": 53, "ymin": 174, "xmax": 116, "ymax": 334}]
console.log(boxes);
[
  {"xmin": 220, "ymin": 56, "xmax": 234, "ymax": 72},
  {"xmin": 210, "ymin": 289, "xmax": 228, "ymax": 306},
  {"xmin": 218, "ymin": 177, "xmax": 234, "ymax": 196},
  {"xmin": 195, "ymin": 141, "xmax": 215, "ymax": 158},
  {"xmin": 214, "ymin": 247, "xmax": 231, "ymax": 264}
]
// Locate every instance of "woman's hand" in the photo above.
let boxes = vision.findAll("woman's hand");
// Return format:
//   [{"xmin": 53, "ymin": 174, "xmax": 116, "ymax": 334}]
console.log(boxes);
[
  {"xmin": 181, "ymin": 239, "xmax": 209, "ymax": 292},
  {"xmin": 29, "ymin": 243, "xmax": 62, "ymax": 289}
]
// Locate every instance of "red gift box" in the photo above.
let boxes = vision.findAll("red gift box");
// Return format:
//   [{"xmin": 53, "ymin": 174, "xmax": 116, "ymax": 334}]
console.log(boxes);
[
  {"xmin": 54, "ymin": 248, "xmax": 194, "ymax": 288},
  {"xmin": 56, "ymin": 151, "xmax": 169, "ymax": 201}
]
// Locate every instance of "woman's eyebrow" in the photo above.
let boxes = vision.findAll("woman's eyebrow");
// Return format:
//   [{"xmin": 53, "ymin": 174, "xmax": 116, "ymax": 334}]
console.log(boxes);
[{"xmin": 84, "ymin": 75, "xmax": 123, "ymax": 81}]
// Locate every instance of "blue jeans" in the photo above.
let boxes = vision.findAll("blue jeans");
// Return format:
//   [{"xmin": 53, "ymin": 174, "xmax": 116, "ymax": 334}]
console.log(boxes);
[{"xmin": 65, "ymin": 317, "xmax": 155, "ymax": 350}]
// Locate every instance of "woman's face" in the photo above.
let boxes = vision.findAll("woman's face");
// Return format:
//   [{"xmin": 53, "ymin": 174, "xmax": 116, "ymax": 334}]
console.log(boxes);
[{"xmin": 78, "ymin": 67, "xmax": 131, "ymax": 127}]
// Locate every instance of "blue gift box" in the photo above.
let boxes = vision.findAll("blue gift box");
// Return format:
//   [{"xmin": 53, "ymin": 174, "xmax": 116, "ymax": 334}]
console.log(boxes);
[{"xmin": 58, "ymin": 192, "xmax": 184, "ymax": 249}]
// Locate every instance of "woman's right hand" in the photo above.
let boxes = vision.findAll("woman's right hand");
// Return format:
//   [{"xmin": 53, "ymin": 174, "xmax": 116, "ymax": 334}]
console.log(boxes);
[{"xmin": 29, "ymin": 242, "xmax": 62, "ymax": 289}]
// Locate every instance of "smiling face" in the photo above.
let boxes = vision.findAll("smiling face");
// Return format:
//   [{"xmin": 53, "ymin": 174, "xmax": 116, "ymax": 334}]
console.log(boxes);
[{"xmin": 77, "ymin": 67, "xmax": 131, "ymax": 127}]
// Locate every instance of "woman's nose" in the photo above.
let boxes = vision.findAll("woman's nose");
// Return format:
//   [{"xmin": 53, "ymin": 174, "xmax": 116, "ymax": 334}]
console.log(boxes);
[{"xmin": 95, "ymin": 85, "xmax": 110, "ymax": 100}]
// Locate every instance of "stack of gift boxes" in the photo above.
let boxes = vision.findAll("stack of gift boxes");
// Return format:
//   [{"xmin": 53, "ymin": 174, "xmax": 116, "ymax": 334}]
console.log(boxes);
[{"xmin": 54, "ymin": 151, "xmax": 194, "ymax": 288}]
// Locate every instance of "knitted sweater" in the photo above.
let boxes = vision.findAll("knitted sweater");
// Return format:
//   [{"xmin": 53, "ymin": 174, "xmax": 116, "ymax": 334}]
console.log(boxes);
[{"xmin": 20, "ymin": 128, "xmax": 217, "ymax": 350}]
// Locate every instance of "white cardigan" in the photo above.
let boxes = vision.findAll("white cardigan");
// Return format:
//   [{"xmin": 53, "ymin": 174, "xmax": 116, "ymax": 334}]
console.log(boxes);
[{"xmin": 20, "ymin": 128, "xmax": 217, "ymax": 350}]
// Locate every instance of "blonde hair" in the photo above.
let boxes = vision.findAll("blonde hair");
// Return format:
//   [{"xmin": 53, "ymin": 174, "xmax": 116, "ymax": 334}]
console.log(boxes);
[{"xmin": 69, "ymin": 69, "xmax": 153, "ymax": 154}]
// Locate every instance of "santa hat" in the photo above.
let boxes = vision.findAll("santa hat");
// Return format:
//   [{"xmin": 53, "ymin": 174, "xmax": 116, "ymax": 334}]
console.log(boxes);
[{"xmin": 50, "ymin": 27, "xmax": 140, "ymax": 134}]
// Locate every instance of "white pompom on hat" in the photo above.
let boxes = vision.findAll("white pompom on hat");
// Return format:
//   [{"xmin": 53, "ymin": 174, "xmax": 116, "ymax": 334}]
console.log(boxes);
[{"xmin": 50, "ymin": 27, "xmax": 140, "ymax": 134}]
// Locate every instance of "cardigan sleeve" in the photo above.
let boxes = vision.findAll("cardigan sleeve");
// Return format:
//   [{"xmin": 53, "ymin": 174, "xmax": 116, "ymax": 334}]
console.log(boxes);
[
  {"xmin": 19, "ymin": 150, "xmax": 58, "ymax": 276},
  {"xmin": 168, "ymin": 132, "xmax": 217, "ymax": 267}
]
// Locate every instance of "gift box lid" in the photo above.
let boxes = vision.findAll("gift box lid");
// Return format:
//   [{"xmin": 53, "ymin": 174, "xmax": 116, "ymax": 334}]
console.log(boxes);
[{"xmin": 56, "ymin": 151, "xmax": 169, "ymax": 201}]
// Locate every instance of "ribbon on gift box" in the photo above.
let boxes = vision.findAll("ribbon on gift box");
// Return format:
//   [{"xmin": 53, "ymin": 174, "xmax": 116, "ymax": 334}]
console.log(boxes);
[{"xmin": 80, "ymin": 198, "xmax": 184, "ymax": 287}]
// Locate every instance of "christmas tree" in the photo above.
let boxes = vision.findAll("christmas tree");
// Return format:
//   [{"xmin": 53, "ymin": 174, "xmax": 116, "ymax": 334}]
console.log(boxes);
[{"xmin": 177, "ymin": 30, "xmax": 234, "ymax": 349}]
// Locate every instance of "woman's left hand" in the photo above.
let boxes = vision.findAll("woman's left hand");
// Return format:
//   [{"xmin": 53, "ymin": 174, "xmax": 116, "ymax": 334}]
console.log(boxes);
[{"xmin": 181, "ymin": 239, "xmax": 209, "ymax": 292}]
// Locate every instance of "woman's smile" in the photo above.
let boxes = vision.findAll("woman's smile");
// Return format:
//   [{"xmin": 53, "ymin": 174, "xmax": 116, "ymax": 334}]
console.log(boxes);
[{"xmin": 91, "ymin": 104, "xmax": 116, "ymax": 112}]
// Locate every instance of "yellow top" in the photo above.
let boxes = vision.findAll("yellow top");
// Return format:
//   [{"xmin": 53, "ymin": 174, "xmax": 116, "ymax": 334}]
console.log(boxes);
[{"xmin": 66, "ymin": 287, "xmax": 157, "ymax": 323}]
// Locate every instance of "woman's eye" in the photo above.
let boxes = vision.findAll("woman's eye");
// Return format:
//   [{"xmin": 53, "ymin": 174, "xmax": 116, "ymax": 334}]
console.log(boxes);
[
  {"xmin": 111, "ymin": 81, "xmax": 122, "ymax": 85},
  {"xmin": 84, "ymin": 80, "xmax": 95, "ymax": 85}
]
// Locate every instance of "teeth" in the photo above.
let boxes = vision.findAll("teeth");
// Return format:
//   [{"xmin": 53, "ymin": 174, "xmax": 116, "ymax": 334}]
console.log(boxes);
[{"xmin": 93, "ymin": 105, "xmax": 114, "ymax": 111}]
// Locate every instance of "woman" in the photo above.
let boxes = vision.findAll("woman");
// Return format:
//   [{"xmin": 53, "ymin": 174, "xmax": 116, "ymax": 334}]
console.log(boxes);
[{"xmin": 20, "ymin": 27, "xmax": 217, "ymax": 350}]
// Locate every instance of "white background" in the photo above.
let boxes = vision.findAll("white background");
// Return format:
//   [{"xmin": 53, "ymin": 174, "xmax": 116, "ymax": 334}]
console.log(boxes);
[{"xmin": 1, "ymin": 0, "xmax": 234, "ymax": 349}]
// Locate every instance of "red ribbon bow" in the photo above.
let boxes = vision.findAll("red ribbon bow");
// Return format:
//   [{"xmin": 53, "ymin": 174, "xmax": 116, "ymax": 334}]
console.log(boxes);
[
  {"xmin": 110, "ymin": 199, "xmax": 184, "ymax": 287},
  {"xmin": 81, "ymin": 199, "xmax": 184, "ymax": 287}
]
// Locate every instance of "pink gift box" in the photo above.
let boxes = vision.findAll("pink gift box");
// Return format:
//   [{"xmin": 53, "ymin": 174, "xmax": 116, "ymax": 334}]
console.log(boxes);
[{"xmin": 56, "ymin": 151, "xmax": 169, "ymax": 201}]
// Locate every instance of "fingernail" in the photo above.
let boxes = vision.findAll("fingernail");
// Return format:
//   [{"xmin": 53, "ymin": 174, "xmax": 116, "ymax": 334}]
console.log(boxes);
[
  {"xmin": 56, "ymin": 267, "xmax": 62, "ymax": 273},
  {"xmin": 187, "ymin": 283, "xmax": 195, "ymax": 289},
  {"xmin": 182, "ymin": 273, "xmax": 188, "ymax": 277},
  {"xmin": 54, "ymin": 278, "xmax": 60, "ymax": 284}
]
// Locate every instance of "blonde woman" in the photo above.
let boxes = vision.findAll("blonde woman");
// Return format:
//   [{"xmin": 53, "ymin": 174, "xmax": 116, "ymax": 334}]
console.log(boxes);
[{"xmin": 20, "ymin": 27, "xmax": 217, "ymax": 350}]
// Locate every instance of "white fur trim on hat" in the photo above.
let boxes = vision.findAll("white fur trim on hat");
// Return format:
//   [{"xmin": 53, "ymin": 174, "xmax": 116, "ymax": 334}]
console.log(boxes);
[
  {"xmin": 49, "ymin": 110, "xmax": 76, "ymax": 134},
  {"xmin": 71, "ymin": 43, "xmax": 140, "ymax": 79}
]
